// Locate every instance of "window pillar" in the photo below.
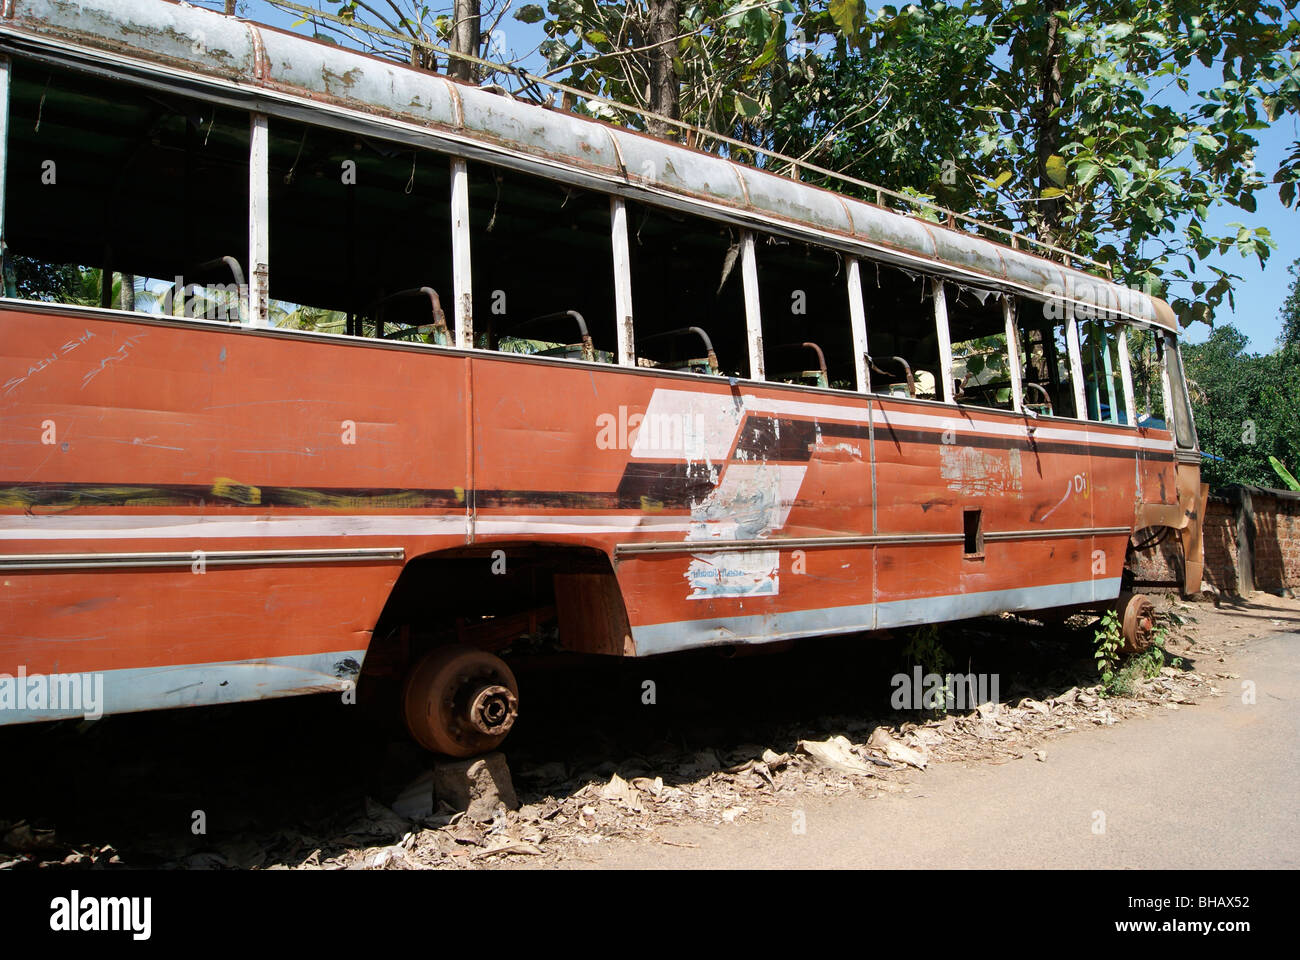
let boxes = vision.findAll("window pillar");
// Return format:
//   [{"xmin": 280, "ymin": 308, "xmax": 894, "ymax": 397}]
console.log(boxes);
[
  {"xmin": 1117, "ymin": 326, "xmax": 1137, "ymax": 425},
  {"xmin": 932, "ymin": 277, "xmax": 954, "ymax": 403},
  {"xmin": 1003, "ymin": 296, "xmax": 1024, "ymax": 413},
  {"xmin": 741, "ymin": 230, "xmax": 763, "ymax": 380},
  {"xmin": 847, "ymin": 257, "xmax": 870, "ymax": 393},
  {"xmin": 247, "ymin": 112, "xmax": 270, "ymax": 327},
  {"xmin": 1064, "ymin": 309, "xmax": 1087, "ymax": 418},
  {"xmin": 610, "ymin": 197, "xmax": 635, "ymax": 366},
  {"xmin": 450, "ymin": 157, "xmax": 473, "ymax": 348}
]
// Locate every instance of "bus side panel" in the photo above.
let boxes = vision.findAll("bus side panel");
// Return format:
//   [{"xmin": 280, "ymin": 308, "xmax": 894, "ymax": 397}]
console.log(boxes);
[
  {"xmin": 0, "ymin": 307, "xmax": 471, "ymax": 722},
  {"xmin": 1137, "ymin": 428, "xmax": 1179, "ymax": 509},
  {"xmin": 872, "ymin": 400, "xmax": 1127, "ymax": 621},
  {"xmin": 465, "ymin": 371, "xmax": 881, "ymax": 654}
]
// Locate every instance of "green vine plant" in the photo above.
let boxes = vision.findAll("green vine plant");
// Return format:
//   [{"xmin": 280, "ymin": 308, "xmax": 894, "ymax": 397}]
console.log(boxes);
[
  {"xmin": 1133, "ymin": 627, "xmax": 1171, "ymax": 679},
  {"xmin": 1095, "ymin": 614, "xmax": 1177, "ymax": 698},
  {"xmin": 901, "ymin": 624, "xmax": 954, "ymax": 715},
  {"xmin": 1093, "ymin": 609, "xmax": 1123, "ymax": 697}
]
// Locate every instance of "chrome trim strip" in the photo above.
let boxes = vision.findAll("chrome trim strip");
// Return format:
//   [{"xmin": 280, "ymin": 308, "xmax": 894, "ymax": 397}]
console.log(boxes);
[
  {"xmin": 616, "ymin": 534, "xmax": 964, "ymax": 556},
  {"xmin": 616, "ymin": 526, "xmax": 1132, "ymax": 556},
  {"xmin": 0, "ymin": 649, "xmax": 368, "ymax": 726},
  {"xmin": 983, "ymin": 526, "xmax": 1132, "ymax": 542},
  {"xmin": 631, "ymin": 577, "xmax": 1124, "ymax": 655},
  {"xmin": 0, "ymin": 547, "xmax": 405, "ymax": 571}
]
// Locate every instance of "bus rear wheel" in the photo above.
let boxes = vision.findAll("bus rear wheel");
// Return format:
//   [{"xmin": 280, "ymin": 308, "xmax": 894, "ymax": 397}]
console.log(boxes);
[{"xmin": 402, "ymin": 645, "xmax": 519, "ymax": 757}]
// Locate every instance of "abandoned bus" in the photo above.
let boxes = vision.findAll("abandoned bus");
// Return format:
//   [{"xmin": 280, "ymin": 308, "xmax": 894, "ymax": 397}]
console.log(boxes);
[{"xmin": 0, "ymin": 0, "xmax": 1205, "ymax": 755}]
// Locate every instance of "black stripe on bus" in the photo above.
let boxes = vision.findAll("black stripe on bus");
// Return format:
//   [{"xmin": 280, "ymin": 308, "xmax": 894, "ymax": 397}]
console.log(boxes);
[{"xmin": 0, "ymin": 419, "xmax": 1163, "ymax": 510}]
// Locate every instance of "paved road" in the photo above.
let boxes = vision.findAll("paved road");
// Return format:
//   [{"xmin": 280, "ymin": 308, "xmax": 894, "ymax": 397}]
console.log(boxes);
[{"xmin": 561, "ymin": 631, "xmax": 1299, "ymax": 869}]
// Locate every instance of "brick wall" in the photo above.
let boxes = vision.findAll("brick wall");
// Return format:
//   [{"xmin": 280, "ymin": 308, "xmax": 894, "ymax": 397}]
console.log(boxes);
[
  {"xmin": 1253, "ymin": 492, "xmax": 1300, "ymax": 592},
  {"xmin": 1130, "ymin": 486, "xmax": 1299, "ymax": 596},
  {"xmin": 1201, "ymin": 499, "xmax": 1240, "ymax": 591}
]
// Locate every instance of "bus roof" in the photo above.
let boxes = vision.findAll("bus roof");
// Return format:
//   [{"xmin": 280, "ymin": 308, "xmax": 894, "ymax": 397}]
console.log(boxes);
[{"xmin": 0, "ymin": 0, "xmax": 1177, "ymax": 333}]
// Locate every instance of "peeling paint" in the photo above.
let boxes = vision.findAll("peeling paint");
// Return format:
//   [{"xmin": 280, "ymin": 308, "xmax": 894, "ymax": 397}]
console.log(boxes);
[
  {"xmin": 685, "ymin": 550, "xmax": 779, "ymax": 599},
  {"xmin": 939, "ymin": 444, "xmax": 1024, "ymax": 496}
]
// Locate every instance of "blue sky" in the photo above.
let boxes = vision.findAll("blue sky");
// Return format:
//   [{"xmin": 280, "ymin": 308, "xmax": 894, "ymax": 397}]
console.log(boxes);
[
  {"xmin": 236, "ymin": 1, "xmax": 1298, "ymax": 351},
  {"xmin": 1163, "ymin": 62, "xmax": 1298, "ymax": 352},
  {"xmin": 1184, "ymin": 113, "xmax": 1298, "ymax": 350}
]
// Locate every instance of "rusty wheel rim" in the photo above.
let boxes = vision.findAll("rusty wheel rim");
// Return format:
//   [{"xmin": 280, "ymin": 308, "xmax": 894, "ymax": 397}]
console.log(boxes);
[
  {"xmin": 403, "ymin": 646, "xmax": 519, "ymax": 757},
  {"xmin": 1119, "ymin": 593, "xmax": 1156, "ymax": 654}
]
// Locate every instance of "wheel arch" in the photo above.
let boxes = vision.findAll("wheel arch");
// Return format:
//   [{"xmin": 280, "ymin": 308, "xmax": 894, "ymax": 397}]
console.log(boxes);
[{"xmin": 364, "ymin": 540, "xmax": 635, "ymax": 677}]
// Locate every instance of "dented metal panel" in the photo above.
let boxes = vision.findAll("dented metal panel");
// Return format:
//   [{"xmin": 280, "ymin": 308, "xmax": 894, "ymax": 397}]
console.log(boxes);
[
  {"xmin": 923, "ymin": 223, "xmax": 1010, "ymax": 282},
  {"xmin": 1002, "ymin": 253, "xmax": 1070, "ymax": 306},
  {"xmin": 612, "ymin": 127, "xmax": 746, "ymax": 204},
  {"xmin": 843, "ymin": 196, "xmax": 939, "ymax": 260},
  {"xmin": 11, "ymin": 0, "xmax": 257, "ymax": 79},
  {"xmin": 736, "ymin": 165, "xmax": 854, "ymax": 234},
  {"xmin": 258, "ymin": 27, "xmax": 460, "ymax": 130},
  {"xmin": 460, "ymin": 84, "xmax": 621, "ymax": 171},
  {"xmin": 0, "ymin": 0, "xmax": 1172, "ymax": 330},
  {"xmin": 1, "ymin": 294, "xmax": 1185, "ymax": 721}
]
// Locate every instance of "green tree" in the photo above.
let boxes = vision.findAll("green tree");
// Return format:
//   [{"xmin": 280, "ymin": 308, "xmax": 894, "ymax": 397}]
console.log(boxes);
[
  {"xmin": 815, "ymin": 1, "xmax": 1297, "ymax": 327},
  {"xmin": 6, "ymin": 256, "xmax": 83, "ymax": 302},
  {"xmin": 1181, "ymin": 311, "xmax": 1300, "ymax": 488},
  {"xmin": 527, "ymin": 1, "xmax": 1298, "ymax": 328},
  {"xmin": 1263, "ymin": 256, "xmax": 1300, "ymax": 486},
  {"xmin": 271, "ymin": 1, "xmax": 516, "ymax": 83},
  {"xmin": 1280, "ymin": 257, "xmax": 1300, "ymax": 348},
  {"xmin": 772, "ymin": 5, "xmax": 993, "ymax": 188},
  {"xmin": 537, "ymin": 0, "xmax": 794, "ymax": 142}
]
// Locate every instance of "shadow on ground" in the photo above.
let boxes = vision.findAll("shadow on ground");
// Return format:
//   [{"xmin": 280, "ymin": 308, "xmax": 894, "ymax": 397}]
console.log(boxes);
[{"xmin": 0, "ymin": 612, "xmax": 1140, "ymax": 868}]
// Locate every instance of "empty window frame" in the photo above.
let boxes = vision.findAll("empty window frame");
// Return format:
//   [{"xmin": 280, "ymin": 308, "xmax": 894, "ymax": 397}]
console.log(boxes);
[
  {"xmin": 944, "ymin": 285, "xmax": 1020, "ymax": 412},
  {"xmin": 1017, "ymin": 307, "xmax": 1083, "ymax": 419},
  {"xmin": 2, "ymin": 60, "xmax": 249, "ymax": 317},
  {"xmin": 856, "ymin": 263, "xmax": 944, "ymax": 401},
  {"xmin": 753, "ymin": 235, "xmax": 855, "ymax": 390},
  {"xmin": 262, "ymin": 118, "xmax": 456, "ymax": 341},
  {"xmin": 624, "ymin": 200, "xmax": 749, "ymax": 378},
  {"xmin": 465, "ymin": 162, "xmax": 617, "ymax": 362},
  {"xmin": 1077, "ymin": 319, "xmax": 1135, "ymax": 425},
  {"xmin": 1123, "ymin": 326, "xmax": 1167, "ymax": 427},
  {"xmin": 1159, "ymin": 331, "xmax": 1198, "ymax": 449}
]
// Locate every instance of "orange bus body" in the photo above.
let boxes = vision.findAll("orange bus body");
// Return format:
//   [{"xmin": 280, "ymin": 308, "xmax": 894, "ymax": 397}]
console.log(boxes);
[{"xmin": 1, "ymin": 303, "xmax": 1184, "ymax": 723}]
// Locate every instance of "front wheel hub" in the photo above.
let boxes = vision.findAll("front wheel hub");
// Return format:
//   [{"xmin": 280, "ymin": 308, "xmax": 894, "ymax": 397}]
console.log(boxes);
[
  {"xmin": 403, "ymin": 645, "xmax": 520, "ymax": 757},
  {"xmin": 467, "ymin": 684, "xmax": 518, "ymax": 736}
]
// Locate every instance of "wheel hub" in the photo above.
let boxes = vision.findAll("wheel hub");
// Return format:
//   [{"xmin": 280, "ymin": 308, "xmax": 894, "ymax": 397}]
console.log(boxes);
[
  {"xmin": 467, "ymin": 684, "xmax": 518, "ymax": 735},
  {"xmin": 1118, "ymin": 592, "xmax": 1156, "ymax": 654},
  {"xmin": 403, "ymin": 645, "xmax": 520, "ymax": 757}
]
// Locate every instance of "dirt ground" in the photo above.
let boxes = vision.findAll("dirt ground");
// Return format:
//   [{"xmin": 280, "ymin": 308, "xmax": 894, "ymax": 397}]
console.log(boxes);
[{"xmin": 2, "ymin": 591, "xmax": 1297, "ymax": 870}]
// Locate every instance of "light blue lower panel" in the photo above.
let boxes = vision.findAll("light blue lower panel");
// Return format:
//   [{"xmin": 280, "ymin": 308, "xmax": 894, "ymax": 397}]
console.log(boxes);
[
  {"xmin": 632, "ymin": 578, "xmax": 1122, "ymax": 656},
  {"xmin": 0, "ymin": 650, "xmax": 367, "ymax": 725}
]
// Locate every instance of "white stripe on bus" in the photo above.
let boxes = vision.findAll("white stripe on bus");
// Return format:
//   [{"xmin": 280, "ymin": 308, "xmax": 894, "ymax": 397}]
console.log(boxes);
[
  {"xmin": 744, "ymin": 394, "xmax": 1174, "ymax": 450},
  {"xmin": 0, "ymin": 514, "xmax": 693, "ymax": 540},
  {"xmin": 631, "ymin": 577, "xmax": 1125, "ymax": 655}
]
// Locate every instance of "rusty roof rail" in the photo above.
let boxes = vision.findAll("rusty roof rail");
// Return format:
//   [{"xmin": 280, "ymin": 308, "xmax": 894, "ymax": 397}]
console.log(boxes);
[
  {"xmin": 0, "ymin": 0, "xmax": 1172, "ymax": 332},
  {"xmin": 267, "ymin": 0, "xmax": 1112, "ymax": 277}
]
